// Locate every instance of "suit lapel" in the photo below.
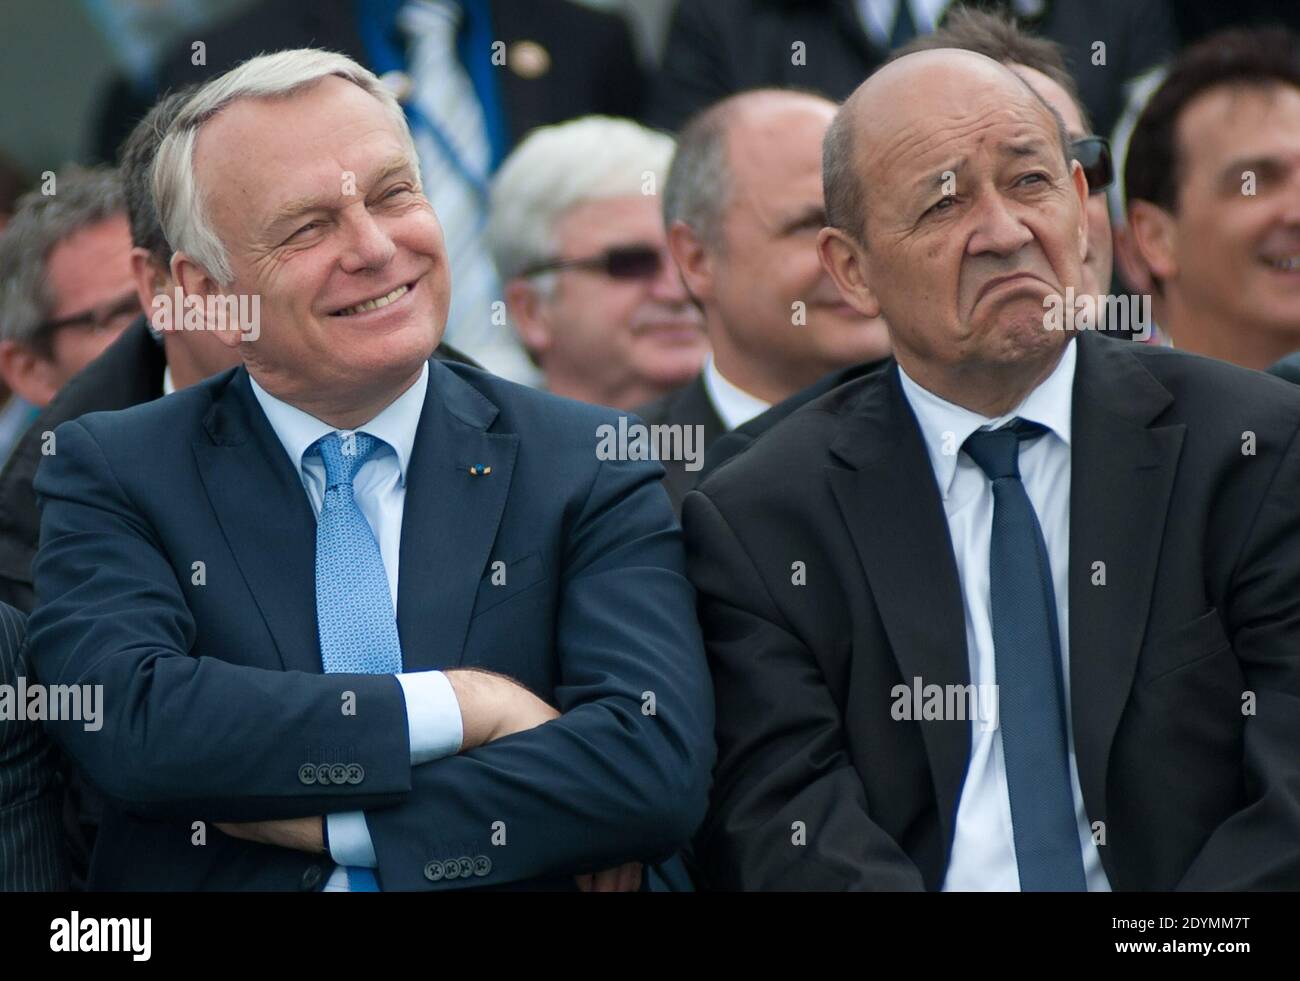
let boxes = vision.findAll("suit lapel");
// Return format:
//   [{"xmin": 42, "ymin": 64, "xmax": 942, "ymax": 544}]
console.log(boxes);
[
  {"xmin": 826, "ymin": 365, "xmax": 972, "ymax": 856},
  {"xmin": 192, "ymin": 368, "xmax": 320, "ymax": 673},
  {"xmin": 396, "ymin": 361, "xmax": 518, "ymax": 671},
  {"xmin": 1068, "ymin": 334, "xmax": 1182, "ymax": 879}
]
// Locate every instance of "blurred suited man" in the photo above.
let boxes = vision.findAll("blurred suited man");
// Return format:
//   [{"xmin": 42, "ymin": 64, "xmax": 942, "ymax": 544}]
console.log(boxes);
[
  {"xmin": 0, "ymin": 167, "xmax": 135, "ymax": 410},
  {"xmin": 487, "ymin": 116, "xmax": 707, "ymax": 410},
  {"xmin": 687, "ymin": 49, "xmax": 1300, "ymax": 890},
  {"xmin": 28, "ymin": 49, "xmax": 712, "ymax": 891},
  {"xmin": 640, "ymin": 89, "xmax": 891, "ymax": 511},
  {"xmin": 1125, "ymin": 27, "xmax": 1300, "ymax": 370},
  {"xmin": 705, "ymin": 9, "xmax": 1121, "ymax": 480},
  {"xmin": 0, "ymin": 601, "xmax": 68, "ymax": 890}
]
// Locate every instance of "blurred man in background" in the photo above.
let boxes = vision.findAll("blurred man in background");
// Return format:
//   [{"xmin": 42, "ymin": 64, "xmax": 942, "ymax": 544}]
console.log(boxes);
[
  {"xmin": 641, "ymin": 89, "xmax": 891, "ymax": 511},
  {"xmin": 0, "ymin": 90, "xmax": 240, "ymax": 618},
  {"xmin": 1124, "ymin": 27, "xmax": 1300, "ymax": 370},
  {"xmin": 488, "ymin": 116, "xmax": 707, "ymax": 410},
  {"xmin": 0, "ymin": 167, "xmax": 134, "ymax": 411}
]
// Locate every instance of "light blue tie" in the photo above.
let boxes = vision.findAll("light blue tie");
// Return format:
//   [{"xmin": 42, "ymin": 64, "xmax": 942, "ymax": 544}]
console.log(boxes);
[{"xmin": 312, "ymin": 431, "xmax": 403, "ymax": 891}]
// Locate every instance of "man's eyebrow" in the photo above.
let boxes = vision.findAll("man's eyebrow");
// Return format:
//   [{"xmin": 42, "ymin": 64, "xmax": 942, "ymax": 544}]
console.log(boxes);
[
  {"xmin": 999, "ymin": 137, "xmax": 1055, "ymax": 159},
  {"xmin": 263, "ymin": 155, "xmax": 417, "ymax": 235},
  {"xmin": 1219, "ymin": 154, "xmax": 1289, "ymax": 184},
  {"xmin": 778, "ymin": 204, "xmax": 826, "ymax": 232}
]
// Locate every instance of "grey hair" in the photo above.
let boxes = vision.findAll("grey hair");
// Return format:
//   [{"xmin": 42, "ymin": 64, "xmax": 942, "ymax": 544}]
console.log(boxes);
[
  {"xmin": 486, "ymin": 115, "xmax": 676, "ymax": 286},
  {"xmin": 152, "ymin": 48, "xmax": 419, "ymax": 286},
  {"xmin": 0, "ymin": 165, "xmax": 126, "ymax": 345},
  {"xmin": 662, "ymin": 101, "xmax": 733, "ymax": 251}
]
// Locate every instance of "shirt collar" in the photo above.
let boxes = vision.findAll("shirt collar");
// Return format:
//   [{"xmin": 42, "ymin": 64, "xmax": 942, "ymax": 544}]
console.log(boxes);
[
  {"xmin": 896, "ymin": 337, "xmax": 1076, "ymax": 500},
  {"xmin": 248, "ymin": 361, "xmax": 429, "ymax": 485},
  {"xmin": 702, "ymin": 355, "xmax": 772, "ymax": 431}
]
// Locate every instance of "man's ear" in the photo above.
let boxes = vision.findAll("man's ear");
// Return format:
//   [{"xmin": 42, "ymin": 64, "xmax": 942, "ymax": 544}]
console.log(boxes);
[
  {"xmin": 1070, "ymin": 159, "xmax": 1089, "ymax": 265},
  {"xmin": 667, "ymin": 219, "xmax": 714, "ymax": 305},
  {"xmin": 0, "ymin": 339, "xmax": 58, "ymax": 408},
  {"xmin": 503, "ymin": 278, "xmax": 552, "ymax": 360},
  {"xmin": 817, "ymin": 226, "xmax": 881, "ymax": 319},
  {"xmin": 130, "ymin": 247, "xmax": 169, "ymax": 322},
  {"xmin": 1126, "ymin": 200, "xmax": 1179, "ymax": 283},
  {"xmin": 171, "ymin": 251, "xmax": 242, "ymax": 350}
]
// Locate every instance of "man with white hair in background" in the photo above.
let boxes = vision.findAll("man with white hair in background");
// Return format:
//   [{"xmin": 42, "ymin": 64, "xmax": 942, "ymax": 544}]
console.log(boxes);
[
  {"xmin": 28, "ymin": 48, "xmax": 713, "ymax": 892},
  {"xmin": 487, "ymin": 116, "xmax": 708, "ymax": 410}
]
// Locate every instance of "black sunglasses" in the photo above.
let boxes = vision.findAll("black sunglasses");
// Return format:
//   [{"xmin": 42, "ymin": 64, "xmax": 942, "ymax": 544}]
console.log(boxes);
[
  {"xmin": 1071, "ymin": 136, "xmax": 1114, "ymax": 195},
  {"xmin": 521, "ymin": 244, "xmax": 663, "ymax": 280}
]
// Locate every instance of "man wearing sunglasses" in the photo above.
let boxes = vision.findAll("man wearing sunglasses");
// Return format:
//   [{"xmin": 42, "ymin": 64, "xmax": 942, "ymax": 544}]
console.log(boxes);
[
  {"xmin": 0, "ymin": 167, "xmax": 135, "ymax": 411},
  {"xmin": 487, "ymin": 117, "xmax": 708, "ymax": 411}
]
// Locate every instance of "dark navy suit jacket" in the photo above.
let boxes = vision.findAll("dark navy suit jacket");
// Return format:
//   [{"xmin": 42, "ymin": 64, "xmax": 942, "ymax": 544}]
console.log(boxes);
[{"xmin": 27, "ymin": 358, "xmax": 714, "ymax": 890}]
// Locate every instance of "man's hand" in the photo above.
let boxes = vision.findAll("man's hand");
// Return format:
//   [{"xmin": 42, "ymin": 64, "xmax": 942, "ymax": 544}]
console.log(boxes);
[
  {"xmin": 446, "ymin": 669, "xmax": 560, "ymax": 750},
  {"xmin": 575, "ymin": 862, "xmax": 643, "ymax": 892},
  {"xmin": 216, "ymin": 816, "xmax": 325, "ymax": 854}
]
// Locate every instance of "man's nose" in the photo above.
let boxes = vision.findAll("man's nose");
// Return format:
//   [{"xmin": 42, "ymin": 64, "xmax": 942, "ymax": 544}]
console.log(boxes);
[
  {"xmin": 967, "ymin": 191, "xmax": 1035, "ymax": 257},
  {"xmin": 339, "ymin": 207, "xmax": 398, "ymax": 272}
]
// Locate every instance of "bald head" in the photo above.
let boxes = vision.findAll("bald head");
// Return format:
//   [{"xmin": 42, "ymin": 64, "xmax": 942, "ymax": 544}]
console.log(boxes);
[
  {"xmin": 824, "ymin": 49, "xmax": 1071, "ymax": 240},
  {"xmin": 664, "ymin": 88, "xmax": 835, "ymax": 249}
]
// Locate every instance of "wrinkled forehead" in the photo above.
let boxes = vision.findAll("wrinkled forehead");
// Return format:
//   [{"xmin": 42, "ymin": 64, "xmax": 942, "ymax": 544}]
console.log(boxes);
[{"xmin": 861, "ymin": 68, "xmax": 1060, "ymax": 195}]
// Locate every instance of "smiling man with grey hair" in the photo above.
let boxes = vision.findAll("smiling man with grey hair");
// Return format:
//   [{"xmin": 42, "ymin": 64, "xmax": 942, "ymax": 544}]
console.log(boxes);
[
  {"xmin": 0, "ymin": 166, "xmax": 135, "ymax": 409},
  {"xmin": 29, "ymin": 48, "xmax": 713, "ymax": 893},
  {"xmin": 686, "ymin": 48, "xmax": 1300, "ymax": 892},
  {"xmin": 487, "ymin": 115, "xmax": 707, "ymax": 410}
]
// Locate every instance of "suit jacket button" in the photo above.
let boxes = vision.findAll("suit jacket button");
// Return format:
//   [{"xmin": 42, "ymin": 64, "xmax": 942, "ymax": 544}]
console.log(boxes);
[
  {"xmin": 300, "ymin": 864, "xmax": 324, "ymax": 891},
  {"xmin": 442, "ymin": 859, "xmax": 461, "ymax": 880},
  {"xmin": 472, "ymin": 855, "xmax": 491, "ymax": 877},
  {"xmin": 458, "ymin": 856, "xmax": 475, "ymax": 878},
  {"xmin": 298, "ymin": 764, "xmax": 317, "ymax": 785},
  {"xmin": 424, "ymin": 861, "xmax": 444, "ymax": 882},
  {"xmin": 315, "ymin": 763, "xmax": 333, "ymax": 785},
  {"xmin": 329, "ymin": 763, "xmax": 349, "ymax": 785},
  {"xmin": 346, "ymin": 763, "xmax": 364, "ymax": 785}
]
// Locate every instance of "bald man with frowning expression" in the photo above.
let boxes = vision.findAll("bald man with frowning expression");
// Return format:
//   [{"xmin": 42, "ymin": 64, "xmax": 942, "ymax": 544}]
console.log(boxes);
[{"xmin": 685, "ymin": 49, "xmax": 1300, "ymax": 892}]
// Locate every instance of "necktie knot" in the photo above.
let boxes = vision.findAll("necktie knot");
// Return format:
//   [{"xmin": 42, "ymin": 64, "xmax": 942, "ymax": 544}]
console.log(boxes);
[
  {"xmin": 963, "ymin": 418, "xmax": 1048, "ymax": 482},
  {"xmin": 313, "ymin": 431, "xmax": 383, "ymax": 490}
]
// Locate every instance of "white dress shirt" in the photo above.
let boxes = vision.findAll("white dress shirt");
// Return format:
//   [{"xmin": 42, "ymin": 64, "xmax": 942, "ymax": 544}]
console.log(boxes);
[
  {"xmin": 896, "ymin": 339, "xmax": 1110, "ymax": 891},
  {"xmin": 249, "ymin": 362, "xmax": 463, "ymax": 891},
  {"xmin": 701, "ymin": 356, "xmax": 772, "ymax": 431}
]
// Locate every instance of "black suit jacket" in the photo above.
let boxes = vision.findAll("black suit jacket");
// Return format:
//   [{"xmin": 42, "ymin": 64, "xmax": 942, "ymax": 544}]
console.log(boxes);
[
  {"xmin": 0, "ymin": 601, "xmax": 68, "ymax": 890},
  {"xmin": 95, "ymin": 0, "xmax": 646, "ymax": 162},
  {"xmin": 635, "ymin": 375, "xmax": 726, "ymax": 515},
  {"xmin": 703, "ymin": 358, "xmax": 890, "ymax": 477},
  {"xmin": 649, "ymin": 0, "xmax": 1176, "ymax": 139},
  {"xmin": 684, "ymin": 332, "xmax": 1300, "ymax": 890}
]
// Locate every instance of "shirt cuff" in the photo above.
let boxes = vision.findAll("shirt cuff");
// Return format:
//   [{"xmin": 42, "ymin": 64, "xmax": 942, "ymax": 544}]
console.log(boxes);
[
  {"xmin": 327, "ymin": 811, "xmax": 377, "ymax": 867},
  {"xmin": 396, "ymin": 670, "xmax": 464, "ymax": 765}
]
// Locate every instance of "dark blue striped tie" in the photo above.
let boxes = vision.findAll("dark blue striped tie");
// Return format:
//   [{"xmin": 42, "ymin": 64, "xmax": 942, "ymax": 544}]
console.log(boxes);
[{"xmin": 963, "ymin": 419, "xmax": 1087, "ymax": 891}]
